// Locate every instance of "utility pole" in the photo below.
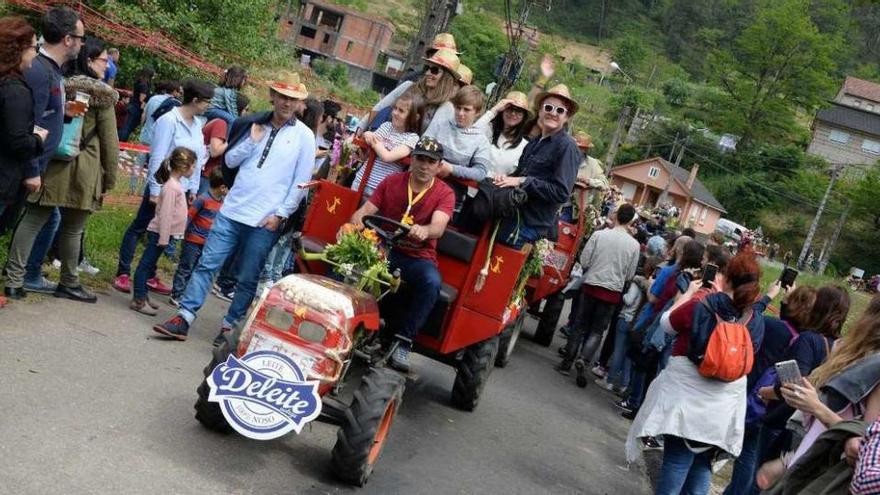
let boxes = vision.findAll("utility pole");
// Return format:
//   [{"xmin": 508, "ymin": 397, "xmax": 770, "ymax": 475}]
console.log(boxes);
[
  {"xmin": 818, "ymin": 201, "xmax": 850, "ymax": 275},
  {"xmin": 489, "ymin": 0, "xmax": 550, "ymax": 106},
  {"xmin": 403, "ymin": 0, "xmax": 459, "ymax": 73},
  {"xmin": 667, "ymin": 132, "xmax": 679, "ymax": 161},
  {"xmin": 604, "ymin": 105, "xmax": 631, "ymax": 177},
  {"xmin": 798, "ymin": 164, "xmax": 842, "ymax": 270}
]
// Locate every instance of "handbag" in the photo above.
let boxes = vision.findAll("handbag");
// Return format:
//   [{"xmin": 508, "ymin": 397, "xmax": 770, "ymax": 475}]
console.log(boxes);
[{"xmin": 469, "ymin": 178, "xmax": 528, "ymax": 222}]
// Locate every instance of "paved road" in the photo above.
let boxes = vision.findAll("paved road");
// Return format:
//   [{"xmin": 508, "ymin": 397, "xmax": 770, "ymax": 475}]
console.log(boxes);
[{"xmin": 0, "ymin": 290, "xmax": 651, "ymax": 495}]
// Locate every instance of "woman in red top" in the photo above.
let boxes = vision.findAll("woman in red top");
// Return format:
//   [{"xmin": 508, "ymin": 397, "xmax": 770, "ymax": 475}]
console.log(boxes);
[{"xmin": 626, "ymin": 253, "xmax": 765, "ymax": 495}]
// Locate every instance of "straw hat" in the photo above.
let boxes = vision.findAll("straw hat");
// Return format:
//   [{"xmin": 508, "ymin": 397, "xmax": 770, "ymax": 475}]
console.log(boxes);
[
  {"xmin": 430, "ymin": 32, "xmax": 460, "ymax": 54},
  {"xmin": 457, "ymin": 65, "xmax": 473, "ymax": 85},
  {"xmin": 535, "ymin": 83, "xmax": 579, "ymax": 115},
  {"xmin": 422, "ymin": 48, "xmax": 461, "ymax": 78},
  {"xmin": 270, "ymin": 71, "xmax": 308, "ymax": 99},
  {"xmin": 574, "ymin": 131, "xmax": 594, "ymax": 149},
  {"xmin": 502, "ymin": 91, "xmax": 531, "ymax": 115}
]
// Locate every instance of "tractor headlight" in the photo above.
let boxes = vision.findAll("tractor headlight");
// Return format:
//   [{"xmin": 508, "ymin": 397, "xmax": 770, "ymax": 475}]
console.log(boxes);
[
  {"xmin": 265, "ymin": 305, "xmax": 294, "ymax": 331},
  {"xmin": 298, "ymin": 321, "xmax": 327, "ymax": 343}
]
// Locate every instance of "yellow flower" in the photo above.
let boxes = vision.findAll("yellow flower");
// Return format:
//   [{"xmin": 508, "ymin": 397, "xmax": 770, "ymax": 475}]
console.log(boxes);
[{"xmin": 362, "ymin": 228, "xmax": 379, "ymax": 244}]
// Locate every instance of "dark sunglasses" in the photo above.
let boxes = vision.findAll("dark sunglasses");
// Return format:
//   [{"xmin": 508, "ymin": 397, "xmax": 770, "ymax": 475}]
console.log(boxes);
[
  {"xmin": 542, "ymin": 103, "xmax": 568, "ymax": 116},
  {"xmin": 424, "ymin": 65, "xmax": 442, "ymax": 75}
]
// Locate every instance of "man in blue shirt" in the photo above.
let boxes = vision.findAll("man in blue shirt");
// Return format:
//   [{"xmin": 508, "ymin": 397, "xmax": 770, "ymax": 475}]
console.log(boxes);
[
  {"xmin": 103, "ymin": 47, "xmax": 119, "ymax": 87},
  {"xmin": 154, "ymin": 72, "xmax": 315, "ymax": 344},
  {"xmin": 4, "ymin": 7, "xmax": 84, "ymax": 300}
]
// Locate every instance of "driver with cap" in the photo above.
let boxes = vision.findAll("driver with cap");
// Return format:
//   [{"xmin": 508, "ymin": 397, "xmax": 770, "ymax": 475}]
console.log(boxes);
[{"xmin": 347, "ymin": 136, "xmax": 456, "ymax": 371}]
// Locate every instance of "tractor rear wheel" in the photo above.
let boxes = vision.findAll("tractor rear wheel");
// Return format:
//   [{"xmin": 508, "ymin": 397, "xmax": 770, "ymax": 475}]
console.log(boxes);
[
  {"xmin": 495, "ymin": 312, "xmax": 524, "ymax": 368},
  {"xmin": 451, "ymin": 336, "xmax": 500, "ymax": 411},
  {"xmin": 194, "ymin": 338, "xmax": 234, "ymax": 433},
  {"xmin": 533, "ymin": 293, "xmax": 564, "ymax": 347},
  {"xmin": 331, "ymin": 367, "xmax": 405, "ymax": 486}
]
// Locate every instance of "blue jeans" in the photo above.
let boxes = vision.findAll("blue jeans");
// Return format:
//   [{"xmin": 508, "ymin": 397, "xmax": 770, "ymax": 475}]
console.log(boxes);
[
  {"xmin": 203, "ymin": 107, "xmax": 235, "ymax": 126},
  {"xmin": 607, "ymin": 318, "xmax": 632, "ymax": 389},
  {"xmin": 171, "ymin": 240, "xmax": 203, "ymax": 299},
  {"xmin": 116, "ymin": 187, "xmax": 156, "ymax": 277},
  {"xmin": 497, "ymin": 216, "xmax": 542, "ymax": 250},
  {"xmin": 24, "ymin": 206, "xmax": 60, "ymax": 284},
  {"xmin": 178, "ymin": 213, "xmax": 280, "ymax": 328},
  {"xmin": 387, "ymin": 250, "xmax": 441, "ymax": 341},
  {"xmin": 260, "ymin": 231, "xmax": 293, "ymax": 283},
  {"xmin": 133, "ymin": 231, "xmax": 165, "ymax": 300},
  {"xmin": 627, "ymin": 370, "xmax": 646, "ymax": 409},
  {"xmin": 215, "ymin": 253, "xmax": 238, "ymax": 292},
  {"xmin": 656, "ymin": 435, "xmax": 714, "ymax": 495},
  {"xmin": 723, "ymin": 424, "xmax": 760, "ymax": 495}
]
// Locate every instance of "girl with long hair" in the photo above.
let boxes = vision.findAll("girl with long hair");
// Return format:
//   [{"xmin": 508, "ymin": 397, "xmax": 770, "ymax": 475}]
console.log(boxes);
[
  {"xmin": 205, "ymin": 65, "xmax": 248, "ymax": 125},
  {"xmin": 474, "ymin": 90, "xmax": 532, "ymax": 176}
]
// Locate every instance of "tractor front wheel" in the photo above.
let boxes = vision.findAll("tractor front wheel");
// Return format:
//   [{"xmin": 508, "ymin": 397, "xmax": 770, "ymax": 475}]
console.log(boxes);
[
  {"xmin": 495, "ymin": 312, "xmax": 524, "ymax": 368},
  {"xmin": 451, "ymin": 336, "xmax": 500, "ymax": 411},
  {"xmin": 533, "ymin": 293, "xmax": 564, "ymax": 347},
  {"xmin": 331, "ymin": 367, "xmax": 405, "ymax": 486},
  {"xmin": 194, "ymin": 338, "xmax": 234, "ymax": 433}
]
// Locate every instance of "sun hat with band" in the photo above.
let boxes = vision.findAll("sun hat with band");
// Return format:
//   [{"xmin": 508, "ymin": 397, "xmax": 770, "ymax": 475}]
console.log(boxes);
[
  {"xmin": 270, "ymin": 71, "xmax": 308, "ymax": 99},
  {"xmin": 457, "ymin": 65, "xmax": 473, "ymax": 85},
  {"xmin": 423, "ymin": 48, "xmax": 461, "ymax": 79},
  {"xmin": 500, "ymin": 90, "xmax": 532, "ymax": 116},
  {"xmin": 535, "ymin": 83, "xmax": 579, "ymax": 115},
  {"xmin": 412, "ymin": 136, "xmax": 445, "ymax": 161},
  {"xmin": 574, "ymin": 131, "xmax": 594, "ymax": 149},
  {"xmin": 429, "ymin": 33, "xmax": 460, "ymax": 54}
]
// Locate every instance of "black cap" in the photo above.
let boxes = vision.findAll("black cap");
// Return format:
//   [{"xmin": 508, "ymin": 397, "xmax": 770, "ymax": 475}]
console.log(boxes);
[{"xmin": 411, "ymin": 136, "xmax": 444, "ymax": 161}]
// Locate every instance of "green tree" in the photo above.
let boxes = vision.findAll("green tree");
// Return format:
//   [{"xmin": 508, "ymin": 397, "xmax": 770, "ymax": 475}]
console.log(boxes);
[
  {"xmin": 448, "ymin": 9, "xmax": 508, "ymax": 87},
  {"xmin": 708, "ymin": 0, "xmax": 838, "ymax": 146}
]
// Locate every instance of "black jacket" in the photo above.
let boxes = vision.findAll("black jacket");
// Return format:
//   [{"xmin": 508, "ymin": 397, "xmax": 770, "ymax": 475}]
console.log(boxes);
[{"xmin": 0, "ymin": 76, "xmax": 43, "ymax": 204}]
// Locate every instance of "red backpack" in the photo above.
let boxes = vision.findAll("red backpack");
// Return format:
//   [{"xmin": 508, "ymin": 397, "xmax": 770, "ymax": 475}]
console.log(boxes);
[{"xmin": 697, "ymin": 299, "xmax": 754, "ymax": 382}]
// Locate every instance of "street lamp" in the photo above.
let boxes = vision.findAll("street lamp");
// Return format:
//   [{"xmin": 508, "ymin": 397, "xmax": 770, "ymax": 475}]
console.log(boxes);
[{"xmin": 599, "ymin": 60, "xmax": 631, "ymax": 86}]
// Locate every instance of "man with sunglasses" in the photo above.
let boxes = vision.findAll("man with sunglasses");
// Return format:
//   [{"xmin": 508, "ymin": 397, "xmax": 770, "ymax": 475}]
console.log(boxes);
[
  {"xmin": 492, "ymin": 84, "xmax": 582, "ymax": 249},
  {"xmin": 5, "ymin": 6, "xmax": 85, "ymax": 300}
]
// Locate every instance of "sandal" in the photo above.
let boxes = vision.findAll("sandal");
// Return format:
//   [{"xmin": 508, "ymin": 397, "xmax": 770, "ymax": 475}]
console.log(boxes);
[{"xmin": 130, "ymin": 298, "xmax": 158, "ymax": 316}]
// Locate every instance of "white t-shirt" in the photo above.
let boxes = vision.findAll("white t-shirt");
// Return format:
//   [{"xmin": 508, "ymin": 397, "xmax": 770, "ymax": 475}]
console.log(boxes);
[{"xmin": 351, "ymin": 122, "xmax": 419, "ymax": 196}]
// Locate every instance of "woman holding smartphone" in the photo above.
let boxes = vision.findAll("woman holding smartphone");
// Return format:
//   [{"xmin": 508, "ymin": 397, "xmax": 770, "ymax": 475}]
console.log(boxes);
[{"xmin": 0, "ymin": 17, "xmax": 47, "ymax": 219}]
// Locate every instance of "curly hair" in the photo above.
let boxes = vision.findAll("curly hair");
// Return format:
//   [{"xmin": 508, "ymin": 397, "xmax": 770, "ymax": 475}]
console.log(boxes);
[{"xmin": 0, "ymin": 17, "xmax": 35, "ymax": 80}]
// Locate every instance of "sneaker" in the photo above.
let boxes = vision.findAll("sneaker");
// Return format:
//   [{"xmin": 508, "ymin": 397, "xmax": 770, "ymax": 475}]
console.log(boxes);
[
  {"xmin": 147, "ymin": 277, "xmax": 172, "ymax": 296},
  {"xmin": 211, "ymin": 285, "xmax": 234, "ymax": 302},
  {"xmin": 622, "ymin": 409, "xmax": 638, "ymax": 421},
  {"xmin": 389, "ymin": 342, "xmax": 411, "ymax": 373},
  {"xmin": 77, "ymin": 259, "xmax": 100, "ymax": 276},
  {"xmin": 23, "ymin": 276, "xmax": 58, "ymax": 294},
  {"xmin": 153, "ymin": 316, "xmax": 189, "ymax": 341},
  {"xmin": 130, "ymin": 298, "xmax": 157, "ymax": 316},
  {"xmin": 615, "ymin": 399, "xmax": 635, "ymax": 414},
  {"xmin": 555, "ymin": 359, "xmax": 573, "ymax": 376},
  {"xmin": 641, "ymin": 436, "xmax": 662, "ymax": 450},
  {"xmin": 591, "ymin": 365, "xmax": 607, "ymax": 378},
  {"xmin": 594, "ymin": 377, "xmax": 614, "ymax": 391},
  {"xmin": 168, "ymin": 296, "xmax": 179, "ymax": 307},
  {"xmin": 213, "ymin": 324, "xmax": 233, "ymax": 347},
  {"xmin": 574, "ymin": 359, "xmax": 588, "ymax": 388},
  {"xmin": 54, "ymin": 284, "xmax": 97, "ymax": 303},
  {"xmin": 113, "ymin": 274, "xmax": 131, "ymax": 293}
]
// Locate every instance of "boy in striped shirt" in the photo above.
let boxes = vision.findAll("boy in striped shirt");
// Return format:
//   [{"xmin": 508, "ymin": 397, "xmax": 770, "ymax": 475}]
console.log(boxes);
[{"xmin": 169, "ymin": 169, "xmax": 228, "ymax": 305}]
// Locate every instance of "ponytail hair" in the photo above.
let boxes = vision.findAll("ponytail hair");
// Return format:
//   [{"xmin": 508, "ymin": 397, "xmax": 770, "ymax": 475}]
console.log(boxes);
[
  {"xmin": 154, "ymin": 146, "xmax": 197, "ymax": 184},
  {"xmin": 725, "ymin": 252, "xmax": 761, "ymax": 311}
]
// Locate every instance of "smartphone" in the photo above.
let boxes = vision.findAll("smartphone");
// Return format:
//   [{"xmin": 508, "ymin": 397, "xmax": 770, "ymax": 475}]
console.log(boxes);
[
  {"xmin": 780, "ymin": 266, "xmax": 799, "ymax": 289},
  {"xmin": 775, "ymin": 359, "xmax": 802, "ymax": 385},
  {"xmin": 702, "ymin": 263, "xmax": 718, "ymax": 288}
]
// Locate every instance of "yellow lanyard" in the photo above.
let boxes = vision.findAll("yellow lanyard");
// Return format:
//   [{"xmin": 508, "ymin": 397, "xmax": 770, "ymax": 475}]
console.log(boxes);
[{"xmin": 401, "ymin": 177, "xmax": 434, "ymax": 226}]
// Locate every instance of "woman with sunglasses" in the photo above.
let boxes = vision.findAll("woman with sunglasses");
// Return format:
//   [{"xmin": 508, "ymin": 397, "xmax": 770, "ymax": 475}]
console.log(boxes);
[
  {"xmin": 492, "ymin": 85, "xmax": 582, "ymax": 249},
  {"xmin": 474, "ymin": 90, "xmax": 532, "ymax": 177},
  {"xmin": 365, "ymin": 48, "xmax": 461, "ymax": 133},
  {"xmin": 0, "ymin": 16, "xmax": 47, "ymax": 219}
]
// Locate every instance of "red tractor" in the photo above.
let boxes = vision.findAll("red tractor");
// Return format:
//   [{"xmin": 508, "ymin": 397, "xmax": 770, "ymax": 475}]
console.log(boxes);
[
  {"xmin": 193, "ymin": 150, "xmax": 528, "ymax": 486},
  {"xmin": 494, "ymin": 186, "xmax": 596, "ymax": 367}
]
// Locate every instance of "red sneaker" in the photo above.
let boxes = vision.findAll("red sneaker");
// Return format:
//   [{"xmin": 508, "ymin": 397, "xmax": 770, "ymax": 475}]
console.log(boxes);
[
  {"xmin": 113, "ymin": 274, "xmax": 131, "ymax": 293},
  {"xmin": 147, "ymin": 277, "xmax": 172, "ymax": 295}
]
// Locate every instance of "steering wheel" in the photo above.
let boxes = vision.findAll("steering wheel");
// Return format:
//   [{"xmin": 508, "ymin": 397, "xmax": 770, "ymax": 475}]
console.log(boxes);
[{"xmin": 363, "ymin": 214, "xmax": 411, "ymax": 244}]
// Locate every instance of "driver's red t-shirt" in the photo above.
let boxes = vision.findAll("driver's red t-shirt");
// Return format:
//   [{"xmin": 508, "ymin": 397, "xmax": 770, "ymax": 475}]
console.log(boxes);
[{"xmin": 368, "ymin": 172, "xmax": 455, "ymax": 263}]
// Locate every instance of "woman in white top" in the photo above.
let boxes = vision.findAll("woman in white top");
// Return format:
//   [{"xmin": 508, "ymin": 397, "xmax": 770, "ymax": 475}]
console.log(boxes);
[{"xmin": 474, "ymin": 91, "xmax": 532, "ymax": 177}]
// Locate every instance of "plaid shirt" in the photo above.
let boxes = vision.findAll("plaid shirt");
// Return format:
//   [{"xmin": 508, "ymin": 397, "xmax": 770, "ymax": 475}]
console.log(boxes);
[{"xmin": 852, "ymin": 418, "xmax": 880, "ymax": 494}]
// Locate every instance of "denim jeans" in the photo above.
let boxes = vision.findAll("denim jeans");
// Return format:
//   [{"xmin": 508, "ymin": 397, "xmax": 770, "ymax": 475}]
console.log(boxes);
[
  {"xmin": 24, "ymin": 206, "xmax": 60, "ymax": 284},
  {"xmin": 497, "ymin": 216, "xmax": 542, "ymax": 250},
  {"xmin": 656, "ymin": 435, "xmax": 714, "ymax": 495},
  {"xmin": 133, "ymin": 231, "xmax": 165, "ymax": 300},
  {"xmin": 116, "ymin": 187, "xmax": 156, "ymax": 277},
  {"xmin": 627, "ymin": 370, "xmax": 646, "ymax": 409},
  {"xmin": 178, "ymin": 213, "xmax": 280, "ymax": 328},
  {"xmin": 386, "ymin": 250, "xmax": 442, "ymax": 341},
  {"xmin": 215, "ymin": 253, "xmax": 238, "ymax": 292},
  {"xmin": 203, "ymin": 107, "xmax": 235, "ymax": 126},
  {"xmin": 260, "ymin": 231, "xmax": 293, "ymax": 284},
  {"xmin": 564, "ymin": 292, "xmax": 617, "ymax": 363},
  {"xmin": 171, "ymin": 240, "xmax": 203, "ymax": 299},
  {"xmin": 607, "ymin": 318, "xmax": 632, "ymax": 389},
  {"xmin": 723, "ymin": 424, "xmax": 760, "ymax": 495}
]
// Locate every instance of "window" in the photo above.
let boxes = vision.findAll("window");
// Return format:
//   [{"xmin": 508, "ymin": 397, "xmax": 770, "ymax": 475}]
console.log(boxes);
[
  {"xmin": 648, "ymin": 166, "xmax": 659, "ymax": 178},
  {"xmin": 863, "ymin": 139, "xmax": 880, "ymax": 155},
  {"xmin": 323, "ymin": 33, "xmax": 331, "ymax": 44},
  {"xmin": 699, "ymin": 206, "xmax": 708, "ymax": 226},
  {"xmin": 854, "ymin": 99, "xmax": 862, "ymax": 107},
  {"xmin": 300, "ymin": 26, "xmax": 317, "ymax": 39},
  {"xmin": 829, "ymin": 129, "xmax": 851, "ymax": 144},
  {"xmin": 346, "ymin": 41, "xmax": 354, "ymax": 53}
]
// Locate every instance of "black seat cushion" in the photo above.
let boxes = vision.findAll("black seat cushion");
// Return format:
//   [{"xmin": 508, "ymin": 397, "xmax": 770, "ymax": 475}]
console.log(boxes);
[{"xmin": 436, "ymin": 229, "xmax": 478, "ymax": 263}]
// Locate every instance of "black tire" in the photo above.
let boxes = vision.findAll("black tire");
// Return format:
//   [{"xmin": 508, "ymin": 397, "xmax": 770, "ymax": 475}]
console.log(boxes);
[
  {"xmin": 451, "ymin": 337, "xmax": 500, "ymax": 411},
  {"xmin": 331, "ymin": 367, "xmax": 405, "ymax": 486},
  {"xmin": 194, "ymin": 338, "xmax": 234, "ymax": 433},
  {"xmin": 533, "ymin": 293, "xmax": 564, "ymax": 347},
  {"xmin": 495, "ymin": 312, "xmax": 525, "ymax": 368}
]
